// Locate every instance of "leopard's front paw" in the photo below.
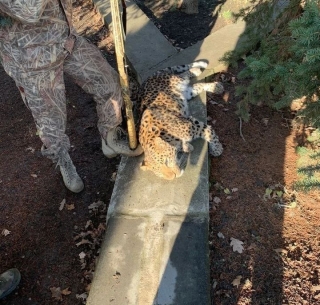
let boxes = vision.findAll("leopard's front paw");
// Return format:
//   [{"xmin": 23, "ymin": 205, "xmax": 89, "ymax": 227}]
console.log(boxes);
[{"xmin": 182, "ymin": 142, "xmax": 194, "ymax": 153}]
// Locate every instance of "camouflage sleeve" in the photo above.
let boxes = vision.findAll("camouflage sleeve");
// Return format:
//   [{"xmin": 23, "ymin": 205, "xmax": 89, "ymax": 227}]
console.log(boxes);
[{"xmin": 0, "ymin": 0, "xmax": 50, "ymax": 24}]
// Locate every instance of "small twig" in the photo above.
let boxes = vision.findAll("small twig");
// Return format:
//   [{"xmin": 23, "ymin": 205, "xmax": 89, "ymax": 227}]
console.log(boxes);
[{"xmin": 239, "ymin": 117, "xmax": 246, "ymax": 142}]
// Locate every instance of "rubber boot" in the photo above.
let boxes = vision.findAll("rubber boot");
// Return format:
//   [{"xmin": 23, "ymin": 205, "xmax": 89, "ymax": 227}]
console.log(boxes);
[
  {"xmin": 59, "ymin": 152, "xmax": 84, "ymax": 193},
  {"xmin": 102, "ymin": 127, "xmax": 143, "ymax": 158},
  {"xmin": 0, "ymin": 268, "xmax": 21, "ymax": 300}
]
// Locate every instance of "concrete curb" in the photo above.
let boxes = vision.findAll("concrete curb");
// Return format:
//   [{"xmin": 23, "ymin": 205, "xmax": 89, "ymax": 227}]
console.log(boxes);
[
  {"xmin": 87, "ymin": 93, "xmax": 210, "ymax": 305},
  {"xmin": 88, "ymin": 1, "xmax": 248, "ymax": 304}
]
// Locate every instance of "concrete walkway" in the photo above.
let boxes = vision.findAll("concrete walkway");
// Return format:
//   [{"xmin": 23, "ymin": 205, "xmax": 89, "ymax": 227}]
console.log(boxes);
[{"xmin": 87, "ymin": 1, "xmax": 247, "ymax": 304}]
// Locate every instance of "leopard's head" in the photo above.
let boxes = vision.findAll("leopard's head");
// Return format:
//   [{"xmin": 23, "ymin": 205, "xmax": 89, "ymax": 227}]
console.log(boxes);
[
  {"xmin": 140, "ymin": 137, "xmax": 183, "ymax": 180},
  {"xmin": 140, "ymin": 159, "xmax": 183, "ymax": 180}
]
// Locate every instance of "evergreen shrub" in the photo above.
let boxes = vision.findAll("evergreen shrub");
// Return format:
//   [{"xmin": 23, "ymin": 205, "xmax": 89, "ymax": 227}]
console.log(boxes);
[{"xmin": 223, "ymin": 0, "xmax": 320, "ymax": 128}]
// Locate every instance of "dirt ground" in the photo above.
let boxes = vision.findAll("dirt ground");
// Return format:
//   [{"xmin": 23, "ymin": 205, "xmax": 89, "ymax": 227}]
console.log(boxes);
[
  {"xmin": 1, "ymin": 1, "xmax": 320, "ymax": 305},
  {"xmin": 207, "ymin": 73, "xmax": 320, "ymax": 304}
]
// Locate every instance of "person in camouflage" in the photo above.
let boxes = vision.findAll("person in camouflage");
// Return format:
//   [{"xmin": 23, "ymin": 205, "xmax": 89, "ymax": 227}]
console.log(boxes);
[{"xmin": 0, "ymin": 0, "xmax": 142, "ymax": 193}]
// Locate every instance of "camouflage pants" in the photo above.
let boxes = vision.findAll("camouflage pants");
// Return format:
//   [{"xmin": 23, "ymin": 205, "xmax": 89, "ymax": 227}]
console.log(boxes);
[{"xmin": 8, "ymin": 36, "xmax": 123, "ymax": 162}]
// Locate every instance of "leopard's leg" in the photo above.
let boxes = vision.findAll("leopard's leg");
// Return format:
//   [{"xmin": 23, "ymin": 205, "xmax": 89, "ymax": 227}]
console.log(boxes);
[
  {"xmin": 159, "ymin": 116, "xmax": 223, "ymax": 157},
  {"xmin": 152, "ymin": 61, "xmax": 208, "ymax": 76},
  {"xmin": 186, "ymin": 116, "xmax": 223, "ymax": 156},
  {"xmin": 182, "ymin": 82, "xmax": 224, "ymax": 101},
  {"xmin": 158, "ymin": 130, "xmax": 193, "ymax": 153},
  {"xmin": 161, "ymin": 132, "xmax": 192, "ymax": 153},
  {"xmin": 183, "ymin": 142, "xmax": 194, "ymax": 153}
]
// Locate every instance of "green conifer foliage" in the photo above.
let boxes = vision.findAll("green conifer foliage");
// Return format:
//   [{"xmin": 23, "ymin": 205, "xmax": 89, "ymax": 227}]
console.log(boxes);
[
  {"xmin": 287, "ymin": 0, "xmax": 320, "ymax": 127},
  {"xmin": 224, "ymin": 0, "xmax": 320, "ymax": 128}
]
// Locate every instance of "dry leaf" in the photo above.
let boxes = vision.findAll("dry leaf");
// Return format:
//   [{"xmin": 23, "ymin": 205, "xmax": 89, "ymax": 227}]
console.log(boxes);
[
  {"xmin": 209, "ymin": 192, "xmax": 213, "ymax": 201},
  {"xmin": 213, "ymin": 197, "xmax": 221, "ymax": 204},
  {"xmin": 274, "ymin": 248, "xmax": 288, "ymax": 255},
  {"xmin": 61, "ymin": 287, "xmax": 72, "ymax": 296},
  {"xmin": 26, "ymin": 147, "xmax": 35, "ymax": 153},
  {"xmin": 88, "ymin": 201, "xmax": 104, "ymax": 211},
  {"xmin": 59, "ymin": 199, "xmax": 66, "ymax": 211},
  {"xmin": 76, "ymin": 293, "xmax": 88, "ymax": 301},
  {"xmin": 66, "ymin": 204, "xmax": 75, "ymax": 210},
  {"xmin": 232, "ymin": 275, "xmax": 242, "ymax": 287},
  {"xmin": 1, "ymin": 229, "xmax": 11, "ymax": 236},
  {"xmin": 217, "ymin": 232, "xmax": 225, "ymax": 239},
  {"xmin": 222, "ymin": 90, "xmax": 229, "ymax": 103},
  {"xmin": 85, "ymin": 220, "xmax": 93, "ymax": 229},
  {"xmin": 50, "ymin": 287, "xmax": 62, "ymax": 301},
  {"xmin": 264, "ymin": 188, "xmax": 273, "ymax": 200},
  {"xmin": 97, "ymin": 222, "xmax": 106, "ymax": 233},
  {"xmin": 230, "ymin": 237, "xmax": 244, "ymax": 253},
  {"xmin": 311, "ymin": 285, "xmax": 320, "ymax": 292},
  {"xmin": 212, "ymin": 279, "xmax": 218, "ymax": 289},
  {"xmin": 262, "ymin": 118, "xmax": 269, "ymax": 126},
  {"xmin": 288, "ymin": 201, "xmax": 297, "ymax": 208},
  {"xmin": 214, "ymin": 182, "xmax": 224, "ymax": 190},
  {"xmin": 110, "ymin": 172, "xmax": 117, "ymax": 182},
  {"xmin": 224, "ymin": 188, "xmax": 231, "ymax": 194},
  {"xmin": 76, "ymin": 239, "xmax": 91, "ymax": 247}
]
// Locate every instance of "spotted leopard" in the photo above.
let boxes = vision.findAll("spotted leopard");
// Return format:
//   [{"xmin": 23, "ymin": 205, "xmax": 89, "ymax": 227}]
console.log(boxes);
[{"xmin": 136, "ymin": 61, "xmax": 224, "ymax": 180}]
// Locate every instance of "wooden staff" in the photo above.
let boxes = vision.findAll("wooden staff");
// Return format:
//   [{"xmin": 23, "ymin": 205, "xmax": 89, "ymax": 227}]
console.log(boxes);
[{"xmin": 110, "ymin": 0, "xmax": 138, "ymax": 149}]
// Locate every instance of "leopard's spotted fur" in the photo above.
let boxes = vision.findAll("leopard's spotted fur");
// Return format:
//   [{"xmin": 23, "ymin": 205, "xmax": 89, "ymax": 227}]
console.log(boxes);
[{"xmin": 137, "ymin": 61, "xmax": 224, "ymax": 180}]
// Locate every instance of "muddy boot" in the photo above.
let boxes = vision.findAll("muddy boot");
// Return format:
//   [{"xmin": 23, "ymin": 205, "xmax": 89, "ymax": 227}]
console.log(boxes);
[
  {"xmin": 0, "ymin": 268, "xmax": 21, "ymax": 300},
  {"xmin": 58, "ymin": 152, "xmax": 84, "ymax": 193},
  {"xmin": 102, "ymin": 127, "xmax": 143, "ymax": 158}
]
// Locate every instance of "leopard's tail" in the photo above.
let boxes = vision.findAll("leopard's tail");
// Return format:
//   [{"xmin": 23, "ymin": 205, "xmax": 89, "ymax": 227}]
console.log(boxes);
[{"xmin": 153, "ymin": 61, "xmax": 208, "ymax": 76}]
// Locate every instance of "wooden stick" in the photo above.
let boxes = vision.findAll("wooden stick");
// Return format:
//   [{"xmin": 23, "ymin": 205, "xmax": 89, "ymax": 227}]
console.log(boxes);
[{"xmin": 110, "ymin": 0, "xmax": 138, "ymax": 149}]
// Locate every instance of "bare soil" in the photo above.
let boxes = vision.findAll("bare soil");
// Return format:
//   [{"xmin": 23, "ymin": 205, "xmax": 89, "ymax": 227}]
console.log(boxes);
[
  {"xmin": 1, "ymin": 1, "xmax": 320, "ymax": 305},
  {"xmin": 207, "ymin": 71, "xmax": 320, "ymax": 304}
]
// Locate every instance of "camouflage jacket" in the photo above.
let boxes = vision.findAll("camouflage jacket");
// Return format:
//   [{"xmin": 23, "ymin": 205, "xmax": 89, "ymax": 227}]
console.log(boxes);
[{"xmin": 0, "ymin": 0, "xmax": 77, "ymax": 71}]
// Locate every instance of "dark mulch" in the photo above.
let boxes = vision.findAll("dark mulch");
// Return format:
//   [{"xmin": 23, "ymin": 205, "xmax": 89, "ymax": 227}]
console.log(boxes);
[
  {"xmin": 134, "ymin": 0, "xmax": 220, "ymax": 49},
  {"xmin": 1, "ymin": 1, "xmax": 320, "ymax": 304}
]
